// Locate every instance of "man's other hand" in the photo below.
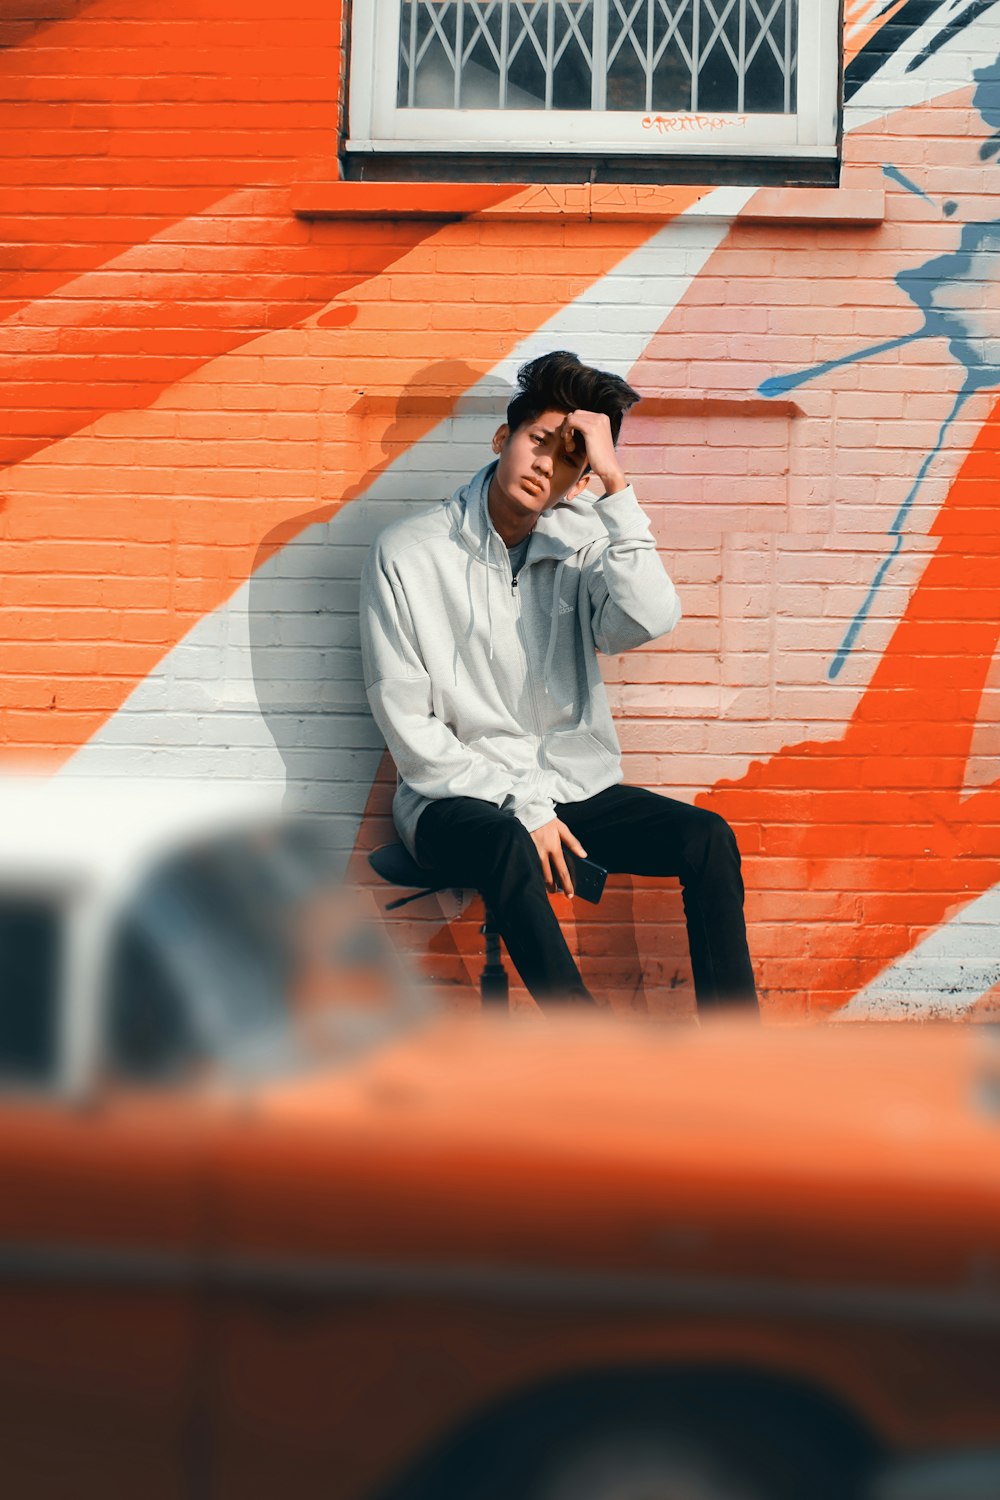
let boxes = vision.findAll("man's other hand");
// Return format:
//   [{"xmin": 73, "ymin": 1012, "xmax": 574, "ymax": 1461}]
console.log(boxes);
[
  {"xmin": 563, "ymin": 409, "xmax": 627, "ymax": 497},
  {"xmin": 530, "ymin": 818, "xmax": 588, "ymax": 898}
]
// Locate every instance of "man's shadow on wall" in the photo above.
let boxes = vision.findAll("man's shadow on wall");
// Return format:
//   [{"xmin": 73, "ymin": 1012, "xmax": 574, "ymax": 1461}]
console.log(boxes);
[{"xmin": 247, "ymin": 360, "xmax": 508, "ymax": 856}]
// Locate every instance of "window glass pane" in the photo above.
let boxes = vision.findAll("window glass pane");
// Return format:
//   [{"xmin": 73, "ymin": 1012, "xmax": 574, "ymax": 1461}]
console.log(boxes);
[
  {"xmin": 551, "ymin": 1, "xmax": 593, "ymax": 111},
  {"xmin": 607, "ymin": 0, "xmax": 649, "ymax": 113},
  {"xmin": 462, "ymin": 10, "xmax": 504, "ymax": 109},
  {"xmin": 744, "ymin": 0, "xmax": 797, "ymax": 113},
  {"xmin": 506, "ymin": 1, "xmax": 549, "ymax": 108},
  {"xmin": 0, "ymin": 898, "xmax": 60, "ymax": 1085},
  {"xmin": 650, "ymin": 2, "xmax": 695, "ymax": 113},
  {"xmin": 697, "ymin": 0, "xmax": 739, "ymax": 112},
  {"xmin": 398, "ymin": 0, "xmax": 459, "ymax": 108}
]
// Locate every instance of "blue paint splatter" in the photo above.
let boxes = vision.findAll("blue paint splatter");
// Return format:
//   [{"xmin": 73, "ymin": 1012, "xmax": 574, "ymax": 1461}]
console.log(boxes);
[
  {"xmin": 758, "ymin": 335, "xmax": 914, "ymax": 399},
  {"xmin": 828, "ymin": 386, "xmax": 969, "ymax": 678},
  {"xmin": 883, "ymin": 163, "xmax": 936, "ymax": 203},
  {"xmin": 944, "ymin": 200, "xmax": 959, "ymax": 216},
  {"xmin": 759, "ymin": 52, "xmax": 1000, "ymax": 679}
]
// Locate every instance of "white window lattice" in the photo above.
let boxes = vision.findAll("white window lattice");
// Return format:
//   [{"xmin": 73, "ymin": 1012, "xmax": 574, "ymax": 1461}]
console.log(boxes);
[{"xmin": 397, "ymin": 0, "xmax": 798, "ymax": 116}]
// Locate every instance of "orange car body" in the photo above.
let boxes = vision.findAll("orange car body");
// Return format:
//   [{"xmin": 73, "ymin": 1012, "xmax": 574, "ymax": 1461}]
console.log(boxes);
[{"xmin": 3, "ymin": 1014, "xmax": 999, "ymax": 1500}]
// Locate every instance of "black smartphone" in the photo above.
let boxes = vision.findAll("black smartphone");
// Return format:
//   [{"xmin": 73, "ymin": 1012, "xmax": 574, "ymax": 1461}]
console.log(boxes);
[{"xmin": 564, "ymin": 849, "xmax": 608, "ymax": 904}]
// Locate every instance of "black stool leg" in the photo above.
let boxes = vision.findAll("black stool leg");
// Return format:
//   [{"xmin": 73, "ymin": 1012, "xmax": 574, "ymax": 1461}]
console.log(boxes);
[{"xmin": 479, "ymin": 901, "xmax": 509, "ymax": 1005}]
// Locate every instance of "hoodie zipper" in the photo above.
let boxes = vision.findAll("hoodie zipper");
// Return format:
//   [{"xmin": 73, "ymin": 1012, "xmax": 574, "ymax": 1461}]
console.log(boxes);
[{"xmin": 497, "ymin": 542, "xmax": 547, "ymax": 758}]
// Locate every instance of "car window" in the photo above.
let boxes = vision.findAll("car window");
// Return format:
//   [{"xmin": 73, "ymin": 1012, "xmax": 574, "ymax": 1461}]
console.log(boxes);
[
  {"xmin": 0, "ymin": 895, "xmax": 61, "ymax": 1086},
  {"xmin": 105, "ymin": 818, "xmax": 422, "ymax": 1084},
  {"xmin": 105, "ymin": 822, "xmax": 330, "ymax": 1081},
  {"xmin": 106, "ymin": 921, "xmax": 202, "ymax": 1083}
]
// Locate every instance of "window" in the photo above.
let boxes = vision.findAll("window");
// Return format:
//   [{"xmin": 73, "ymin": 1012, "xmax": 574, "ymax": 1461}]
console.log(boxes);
[
  {"xmin": 106, "ymin": 831, "xmax": 293, "ymax": 1082},
  {"xmin": 0, "ymin": 896, "xmax": 62, "ymax": 1086},
  {"xmin": 348, "ymin": 0, "xmax": 840, "ymax": 163}
]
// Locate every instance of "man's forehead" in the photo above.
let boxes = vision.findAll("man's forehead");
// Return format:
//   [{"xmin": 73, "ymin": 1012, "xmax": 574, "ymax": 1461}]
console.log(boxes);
[{"xmin": 527, "ymin": 408, "xmax": 572, "ymax": 436}]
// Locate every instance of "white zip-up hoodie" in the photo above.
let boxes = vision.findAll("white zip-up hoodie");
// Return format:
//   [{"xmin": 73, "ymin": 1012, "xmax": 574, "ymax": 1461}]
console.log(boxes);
[{"xmin": 360, "ymin": 460, "xmax": 682, "ymax": 861}]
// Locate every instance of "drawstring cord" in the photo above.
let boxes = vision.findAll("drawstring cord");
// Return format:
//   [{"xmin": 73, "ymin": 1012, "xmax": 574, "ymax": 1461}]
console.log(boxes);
[
  {"xmin": 542, "ymin": 555, "xmax": 567, "ymax": 695},
  {"xmin": 483, "ymin": 528, "xmax": 495, "ymax": 660}
]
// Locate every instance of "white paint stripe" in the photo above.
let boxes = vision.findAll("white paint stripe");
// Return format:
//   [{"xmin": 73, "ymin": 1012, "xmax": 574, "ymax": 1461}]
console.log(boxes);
[
  {"xmin": 838, "ymin": 884, "xmax": 1000, "ymax": 1018},
  {"xmin": 60, "ymin": 577, "xmax": 289, "ymax": 799},
  {"xmin": 492, "ymin": 186, "xmax": 753, "ymax": 381},
  {"xmin": 963, "ymin": 642, "xmax": 1000, "ymax": 798}
]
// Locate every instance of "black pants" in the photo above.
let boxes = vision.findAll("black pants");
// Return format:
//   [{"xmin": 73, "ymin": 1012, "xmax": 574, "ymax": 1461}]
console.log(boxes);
[{"xmin": 414, "ymin": 784, "xmax": 758, "ymax": 1014}]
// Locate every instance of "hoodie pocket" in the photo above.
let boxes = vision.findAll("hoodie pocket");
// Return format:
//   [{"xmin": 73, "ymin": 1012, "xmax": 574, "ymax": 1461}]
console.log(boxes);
[
  {"xmin": 544, "ymin": 728, "xmax": 619, "ymax": 788},
  {"xmin": 467, "ymin": 732, "xmax": 537, "ymax": 776}
]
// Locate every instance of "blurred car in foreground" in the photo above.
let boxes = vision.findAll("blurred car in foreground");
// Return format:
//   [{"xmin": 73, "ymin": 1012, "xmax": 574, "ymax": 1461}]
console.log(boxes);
[{"xmin": 1, "ymin": 776, "xmax": 999, "ymax": 1500}]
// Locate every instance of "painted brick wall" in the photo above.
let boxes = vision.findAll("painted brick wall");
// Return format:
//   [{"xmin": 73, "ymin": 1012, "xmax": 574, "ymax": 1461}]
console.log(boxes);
[{"xmin": 3, "ymin": 0, "xmax": 999, "ymax": 1018}]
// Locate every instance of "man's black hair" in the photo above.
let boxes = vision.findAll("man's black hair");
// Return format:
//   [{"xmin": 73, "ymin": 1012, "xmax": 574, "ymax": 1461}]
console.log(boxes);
[{"xmin": 506, "ymin": 350, "xmax": 640, "ymax": 445}]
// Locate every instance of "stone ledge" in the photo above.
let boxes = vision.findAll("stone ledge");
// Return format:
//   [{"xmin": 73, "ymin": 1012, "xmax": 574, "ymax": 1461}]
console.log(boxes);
[{"xmin": 294, "ymin": 181, "xmax": 884, "ymax": 224}]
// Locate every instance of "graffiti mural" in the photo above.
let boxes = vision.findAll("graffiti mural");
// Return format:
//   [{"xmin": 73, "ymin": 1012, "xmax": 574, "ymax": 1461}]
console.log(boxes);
[{"xmin": 2, "ymin": 0, "xmax": 999, "ymax": 1015}]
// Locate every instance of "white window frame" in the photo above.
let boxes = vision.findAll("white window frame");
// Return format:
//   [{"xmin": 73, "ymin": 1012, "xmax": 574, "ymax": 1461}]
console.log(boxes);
[{"xmin": 348, "ymin": 0, "xmax": 840, "ymax": 159}]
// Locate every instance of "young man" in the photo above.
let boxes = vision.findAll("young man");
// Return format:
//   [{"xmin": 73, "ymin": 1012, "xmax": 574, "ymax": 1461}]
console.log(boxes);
[{"xmin": 360, "ymin": 351, "xmax": 758, "ymax": 1013}]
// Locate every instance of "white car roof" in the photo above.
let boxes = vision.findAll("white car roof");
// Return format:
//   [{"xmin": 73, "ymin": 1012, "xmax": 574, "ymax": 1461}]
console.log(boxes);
[{"xmin": 0, "ymin": 774, "xmax": 287, "ymax": 898}]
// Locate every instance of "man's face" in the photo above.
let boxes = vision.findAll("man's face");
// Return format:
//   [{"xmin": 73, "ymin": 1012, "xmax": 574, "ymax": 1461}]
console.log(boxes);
[{"xmin": 491, "ymin": 407, "xmax": 591, "ymax": 520}]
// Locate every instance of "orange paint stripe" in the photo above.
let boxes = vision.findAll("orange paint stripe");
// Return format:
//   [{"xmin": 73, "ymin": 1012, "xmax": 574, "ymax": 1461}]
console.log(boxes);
[
  {"xmin": 969, "ymin": 981, "xmax": 1000, "ymax": 1019},
  {"xmin": 0, "ymin": 0, "xmax": 363, "ymax": 338},
  {"xmin": 0, "ymin": 181, "xmax": 511, "ymax": 469},
  {"xmin": 844, "ymin": 0, "xmax": 909, "ymax": 69},
  {"xmin": 703, "ymin": 392, "xmax": 1000, "ymax": 1013}
]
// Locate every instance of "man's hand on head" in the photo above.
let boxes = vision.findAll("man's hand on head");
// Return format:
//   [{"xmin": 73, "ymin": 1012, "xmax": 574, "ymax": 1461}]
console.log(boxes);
[
  {"xmin": 563, "ymin": 410, "xmax": 628, "ymax": 498},
  {"xmin": 529, "ymin": 818, "xmax": 588, "ymax": 898}
]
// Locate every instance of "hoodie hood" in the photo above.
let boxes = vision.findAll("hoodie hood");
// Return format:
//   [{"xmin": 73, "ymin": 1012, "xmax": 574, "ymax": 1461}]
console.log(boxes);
[
  {"xmin": 450, "ymin": 461, "xmax": 608, "ymax": 668},
  {"xmin": 451, "ymin": 461, "xmax": 608, "ymax": 568}
]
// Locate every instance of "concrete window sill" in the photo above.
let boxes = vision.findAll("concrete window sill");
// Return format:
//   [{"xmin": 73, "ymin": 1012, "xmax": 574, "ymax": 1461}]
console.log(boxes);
[{"xmin": 292, "ymin": 181, "xmax": 884, "ymax": 225}]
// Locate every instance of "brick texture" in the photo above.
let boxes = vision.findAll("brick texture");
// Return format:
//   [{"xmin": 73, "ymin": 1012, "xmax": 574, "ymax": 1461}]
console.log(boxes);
[{"xmin": 3, "ymin": 0, "xmax": 1000, "ymax": 1019}]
